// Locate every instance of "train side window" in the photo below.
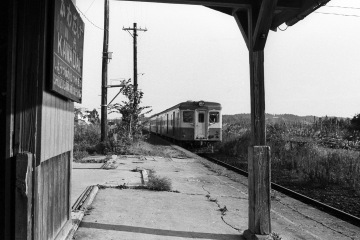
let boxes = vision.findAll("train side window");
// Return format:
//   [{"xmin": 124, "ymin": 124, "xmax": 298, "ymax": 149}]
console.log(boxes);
[
  {"xmin": 209, "ymin": 112, "xmax": 219, "ymax": 123},
  {"xmin": 183, "ymin": 111, "xmax": 194, "ymax": 123},
  {"xmin": 198, "ymin": 113, "xmax": 205, "ymax": 123}
]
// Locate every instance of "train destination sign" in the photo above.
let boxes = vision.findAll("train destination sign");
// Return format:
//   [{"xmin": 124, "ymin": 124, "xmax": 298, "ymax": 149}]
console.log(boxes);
[{"xmin": 51, "ymin": 0, "xmax": 84, "ymax": 103}]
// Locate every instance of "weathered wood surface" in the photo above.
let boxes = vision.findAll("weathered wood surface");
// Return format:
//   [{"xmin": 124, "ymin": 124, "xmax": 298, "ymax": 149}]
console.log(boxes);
[
  {"xmin": 247, "ymin": 146, "xmax": 271, "ymax": 235},
  {"xmin": 15, "ymin": 153, "xmax": 33, "ymax": 240},
  {"xmin": 34, "ymin": 152, "xmax": 71, "ymax": 240},
  {"xmin": 233, "ymin": 4, "xmax": 271, "ymax": 238},
  {"xmin": 249, "ymin": 50, "xmax": 266, "ymax": 146},
  {"xmin": 41, "ymin": 92, "xmax": 74, "ymax": 162}
]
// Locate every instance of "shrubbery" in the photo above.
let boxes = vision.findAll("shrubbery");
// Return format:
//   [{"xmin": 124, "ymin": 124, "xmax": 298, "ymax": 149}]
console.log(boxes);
[
  {"xmin": 217, "ymin": 117, "xmax": 360, "ymax": 193},
  {"xmin": 73, "ymin": 80, "xmax": 151, "ymax": 160},
  {"xmin": 73, "ymin": 110, "xmax": 101, "ymax": 160}
]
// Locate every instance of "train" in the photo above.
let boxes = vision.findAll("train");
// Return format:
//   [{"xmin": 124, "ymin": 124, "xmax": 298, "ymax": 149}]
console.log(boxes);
[{"xmin": 148, "ymin": 100, "xmax": 222, "ymax": 146}]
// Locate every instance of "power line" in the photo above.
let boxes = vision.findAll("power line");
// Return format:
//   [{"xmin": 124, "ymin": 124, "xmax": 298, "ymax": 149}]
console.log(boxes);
[
  {"xmin": 325, "ymin": 5, "xmax": 360, "ymax": 10},
  {"xmin": 75, "ymin": 4, "xmax": 104, "ymax": 30},
  {"xmin": 315, "ymin": 11, "xmax": 360, "ymax": 18},
  {"xmin": 85, "ymin": 0, "xmax": 97, "ymax": 14}
]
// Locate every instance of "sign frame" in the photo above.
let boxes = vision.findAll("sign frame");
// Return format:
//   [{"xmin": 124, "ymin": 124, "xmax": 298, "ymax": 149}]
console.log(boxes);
[{"xmin": 49, "ymin": 0, "xmax": 85, "ymax": 103}]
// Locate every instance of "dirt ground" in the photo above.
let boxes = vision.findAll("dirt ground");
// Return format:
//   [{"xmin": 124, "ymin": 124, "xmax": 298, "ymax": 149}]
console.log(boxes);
[{"xmin": 127, "ymin": 134, "xmax": 191, "ymax": 159}]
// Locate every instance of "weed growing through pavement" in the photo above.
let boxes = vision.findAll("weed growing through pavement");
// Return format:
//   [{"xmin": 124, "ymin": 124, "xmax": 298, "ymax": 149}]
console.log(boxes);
[
  {"xmin": 116, "ymin": 183, "xmax": 128, "ymax": 189},
  {"xmin": 133, "ymin": 170, "xmax": 172, "ymax": 191},
  {"xmin": 270, "ymin": 232, "xmax": 282, "ymax": 240},
  {"xmin": 147, "ymin": 173, "xmax": 172, "ymax": 191}
]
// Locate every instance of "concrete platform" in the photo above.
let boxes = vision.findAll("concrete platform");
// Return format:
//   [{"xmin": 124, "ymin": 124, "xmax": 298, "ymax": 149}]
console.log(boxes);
[{"xmin": 71, "ymin": 154, "xmax": 360, "ymax": 240}]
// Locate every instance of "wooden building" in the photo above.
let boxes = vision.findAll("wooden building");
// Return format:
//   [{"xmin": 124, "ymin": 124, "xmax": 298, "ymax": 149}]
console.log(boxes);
[{"xmin": 1, "ymin": 0, "xmax": 330, "ymax": 239}]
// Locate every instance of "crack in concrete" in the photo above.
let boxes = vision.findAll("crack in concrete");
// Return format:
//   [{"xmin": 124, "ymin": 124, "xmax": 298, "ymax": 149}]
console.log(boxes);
[
  {"xmin": 218, "ymin": 195, "xmax": 247, "ymax": 200},
  {"xmin": 277, "ymin": 201, "xmax": 357, "ymax": 239},
  {"xmin": 178, "ymin": 192, "xmax": 206, "ymax": 196},
  {"xmin": 201, "ymin": 185, "xmax": 241, "ymax": 232}
]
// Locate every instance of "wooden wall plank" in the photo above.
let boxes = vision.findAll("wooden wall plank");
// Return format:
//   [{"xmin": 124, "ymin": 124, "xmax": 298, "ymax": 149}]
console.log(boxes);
[
  {"xmin": 14, "ymin": 153, "xmax": 33, "ymax": 240},
  {"xmin": 55, "ymin": 97, "xmax": 59, "ymax": 156},
  {"xmin": 69, "ymin": 103, "xmax": 74, "ymax": 148},
  {"xmin": 42, "ymin": 160, "xmax": 48, "ymax": 240},
  {"xmin": 53, "ymin": 158, "xmax": 58, "ymax": 237},
  {"xmin": 60, "ymin": 154, "xmax": 65, "ymax": 226},
  {"xmin": 44, "ymin": 93, "xmax": 51, "ymax": 161},
  {"xmin": 59, "ymin": 100, "xmax": 64, "ymax": 153},
  {"xmin": 50, "ymin": 95, "xmax": 56, "ymax": 160},
  {"xmin": 35, "ymin": 152, "xmax": 71, "ymax": 239},
  {"xmin": 67, "ymin": 151, "xmax": 71, "ymax": 220},
  {"xmin": 48, "ymin": 159, "xmax": 53, "ymax": 240},
  {"xmin": 33, "ymin": 166, "xmax": 41, "ymax": 240},
  {"xmin": 40, "ymin": 95, "xmax": 74, "ymax": 161}
]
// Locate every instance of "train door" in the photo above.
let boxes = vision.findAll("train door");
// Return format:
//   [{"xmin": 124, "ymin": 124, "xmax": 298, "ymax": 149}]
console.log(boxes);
[{"xmin": 195, "ymin": 110, "xmax": 206, "ymax": 139}]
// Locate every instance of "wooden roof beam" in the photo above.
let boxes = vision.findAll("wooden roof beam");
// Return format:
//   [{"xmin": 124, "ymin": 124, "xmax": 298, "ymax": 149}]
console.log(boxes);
[
  {"xmin": 233, "ymin": 8, "xmax": 251, "ymax": 49},
  {"xmin": 252, "ymin": 0, "xmax": 278, "ymax": 51},
  {"xmin": 276, "ymin": 0, "xmax": 302, "ymax": 10}
]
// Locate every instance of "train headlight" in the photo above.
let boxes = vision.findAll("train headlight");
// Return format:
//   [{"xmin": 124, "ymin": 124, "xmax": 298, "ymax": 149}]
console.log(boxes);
[{"xmin": 198, "ymin": 101, "xmax": 205, "ymax": 107}]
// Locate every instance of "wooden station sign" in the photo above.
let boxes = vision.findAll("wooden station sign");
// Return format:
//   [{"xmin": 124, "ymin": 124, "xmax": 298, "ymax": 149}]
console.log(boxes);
[{"xmin": 50, "ymin": 0, "xmax": 85, "ymax": 103}]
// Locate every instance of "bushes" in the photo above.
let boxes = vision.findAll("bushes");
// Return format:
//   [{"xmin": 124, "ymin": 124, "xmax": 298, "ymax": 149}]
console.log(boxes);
[
  {"xmin": 218, "ymin": 130, "xmax": 250, "ymax": 158},
  {"xmin": 73, "ymin": 123, "xmax": 101, "ymax": 160},
  {"xmin": 146, "ymin": 171, "xmax": 172, "ymax": 191},
  {"xmin": 217, "ymin": 121, "xmax": 360, "ymax": 192},
  {"xmin": 73, "ymin": 80, "xmax": 152, "ymax": 160}
]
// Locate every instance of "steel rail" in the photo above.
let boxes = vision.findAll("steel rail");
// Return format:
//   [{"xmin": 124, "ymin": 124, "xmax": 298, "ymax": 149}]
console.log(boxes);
[{"xmin": 199, "ymin": 153, "xmax": 360, "ymax": 228}]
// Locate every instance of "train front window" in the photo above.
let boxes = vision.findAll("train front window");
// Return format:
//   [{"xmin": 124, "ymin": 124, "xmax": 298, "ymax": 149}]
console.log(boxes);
[
  {"xmin": 209, "ymin": 112, "xmax": 219, "ymax": 123},
  {"xmin": 183, "ymin": 111, "xmax": 194, "ymax": 123},
  {"xmin": 198, "ymin": 113, "xmax": 205, "ymax": 123}
]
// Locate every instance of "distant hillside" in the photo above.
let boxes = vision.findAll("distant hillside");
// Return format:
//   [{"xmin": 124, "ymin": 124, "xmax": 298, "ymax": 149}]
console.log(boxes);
[{"xmin": 222, "ymin": 113, "xmax": 321, "ymax": 125}]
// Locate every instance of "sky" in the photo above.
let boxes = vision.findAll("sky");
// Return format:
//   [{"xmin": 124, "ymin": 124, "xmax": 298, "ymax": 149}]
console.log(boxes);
[{"xmin": 75, "ymin": 0, "xmax": 360, "ymax": 118}]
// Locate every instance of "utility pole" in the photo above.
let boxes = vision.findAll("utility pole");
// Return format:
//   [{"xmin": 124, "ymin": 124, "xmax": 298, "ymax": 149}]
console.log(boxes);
[
  {"xmin": 123, "ymin": 23, "xmax": 147, "ymax": 107},
  {"xmin": 101, "ymin": 0, "xmax": 110, "ymax": 142}
]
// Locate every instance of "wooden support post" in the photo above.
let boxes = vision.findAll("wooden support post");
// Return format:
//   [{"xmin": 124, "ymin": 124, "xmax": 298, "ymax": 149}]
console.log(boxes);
[
  {"xmin": 101, "ymin": 0, "xmax": 109, "ymax": 142},
  {"xmin": 249, "ymin": 50, "xmax": 266, "ymax": 146},
  {"xmin": 244, "ymin": 146, "xmax": 271, "ymax": 240},
  {"xmin": 233, "ymin": 1, "xmax": 277, "ymax": 238},
  {"xmin": 15, "ymin": 153, "xmax": 33, "ymax": 240}
]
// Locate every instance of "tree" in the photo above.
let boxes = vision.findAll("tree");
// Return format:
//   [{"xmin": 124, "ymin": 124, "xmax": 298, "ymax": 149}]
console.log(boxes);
[
  {"xmin": 108, "ymin": 79, "xmax": 151, "ymax": 143},
  {"xmin": 350, "ymin": 113, "xmax": 360, "ymax": 131},
  {"xmin": 74, "ymin": 107, "xmax": 84, "ymax": 124},
  {"xmin": 84, "ymin": 108, "xmax": 100, "ymax": 125}
]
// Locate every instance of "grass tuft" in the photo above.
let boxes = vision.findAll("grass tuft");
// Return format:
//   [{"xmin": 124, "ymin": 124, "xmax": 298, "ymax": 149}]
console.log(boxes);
[
  {"xmin": 270, "ymin": 232, "xmax": 282, "ymax": 240},
  {"xmin": 147, "ymin": 174, "xmax": 172, "ymax": 191}
]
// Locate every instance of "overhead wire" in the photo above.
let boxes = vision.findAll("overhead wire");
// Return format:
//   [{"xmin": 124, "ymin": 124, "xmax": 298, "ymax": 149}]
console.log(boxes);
[
  {"xmin": 315, "ymin": 12, "xmax": 360, "ymax": 18},
  {"xmin": 316, "ymin": 4, "xmax": 360, "ymax": 18},
  {"xmin": 85, "ymin": 0, "xmax": 97, "ymax": 14},
  {"xmin": 325, "ymin": 5, "xmax": 360, "ymax": 10},
  {"xmin": 277, "ymin": 4, "xmax": 360, "ymax": 31},
  {"xmin": 75, "ymin": 4, "xmax": 104, "ymax": 30}
]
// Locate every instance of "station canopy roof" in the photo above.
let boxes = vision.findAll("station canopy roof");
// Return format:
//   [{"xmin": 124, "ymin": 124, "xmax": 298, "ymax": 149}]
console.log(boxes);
[
  {"xmin": 207, "ymin": 0, "xmax": 330, "ymax": 30},
  {"xmin": 125, "ymin": 0, "xmax": 331, "ymax": 30}
]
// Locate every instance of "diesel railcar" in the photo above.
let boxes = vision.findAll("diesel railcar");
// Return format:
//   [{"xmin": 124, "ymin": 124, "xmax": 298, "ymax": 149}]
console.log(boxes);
[{"xmin": 148, "ymin": 101, "xmax": 222, "ymax": 146}]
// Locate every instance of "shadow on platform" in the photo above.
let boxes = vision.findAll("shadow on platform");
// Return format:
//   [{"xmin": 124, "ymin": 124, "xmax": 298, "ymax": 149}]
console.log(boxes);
[{"xmin": 80, "ymin": 221, "xmax": 245, "ymax": 240}]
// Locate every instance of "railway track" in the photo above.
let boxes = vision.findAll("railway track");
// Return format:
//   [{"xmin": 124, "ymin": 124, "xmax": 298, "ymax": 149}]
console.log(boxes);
[{"xmin": 198, "ymin": 153, "xmax": 360, "ymax": 228}]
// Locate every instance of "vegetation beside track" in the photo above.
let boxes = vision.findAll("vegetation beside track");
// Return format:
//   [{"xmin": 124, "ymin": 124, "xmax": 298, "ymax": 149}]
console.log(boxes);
[
  {"xmin": 73, "ymin": 93, "xmax": 360, "ymax": 218},
  {"xmin": 215, "ymin": 114, "xmax": 360, "ymax": 218},
  {"xmin": 73, "ymin": 80, "xmax": 152, "ymax": 160}
]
